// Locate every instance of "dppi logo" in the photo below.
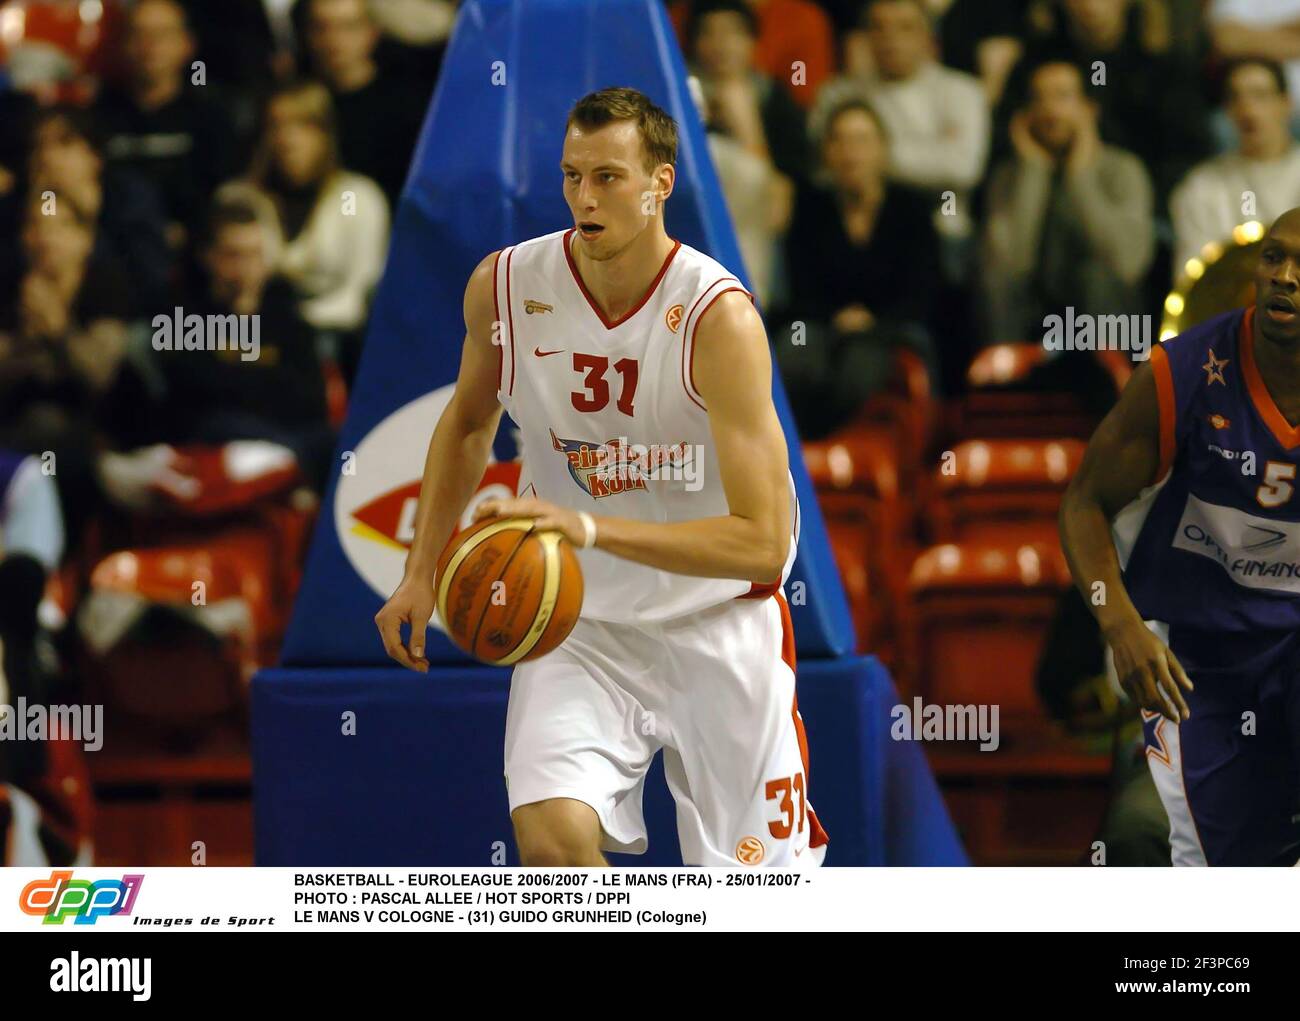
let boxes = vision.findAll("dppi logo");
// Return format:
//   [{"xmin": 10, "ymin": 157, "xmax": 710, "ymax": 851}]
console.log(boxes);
[{"xmin": 19, "ymin": 871, "xmax": 144, "ymax": 925}]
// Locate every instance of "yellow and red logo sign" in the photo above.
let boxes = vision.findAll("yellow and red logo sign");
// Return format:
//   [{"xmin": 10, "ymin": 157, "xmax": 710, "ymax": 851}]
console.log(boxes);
[{"xmin": 335, "ymin": 386, "xmax": 521, "ymax": 620}]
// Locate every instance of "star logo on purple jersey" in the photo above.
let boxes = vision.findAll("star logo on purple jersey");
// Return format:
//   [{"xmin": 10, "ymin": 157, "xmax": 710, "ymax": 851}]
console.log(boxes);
[{"xmin": 1202, "ymin": 349, "xmax": 1230, "ymax": 386}]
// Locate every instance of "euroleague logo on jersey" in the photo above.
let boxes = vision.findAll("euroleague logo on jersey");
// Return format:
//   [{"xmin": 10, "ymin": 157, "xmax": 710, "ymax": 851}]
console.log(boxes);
[
  {"xmin": 549, "ymin": 428, "xmax": 702, "ymax": 497},
  {"xmin": 665, "ymin": 303, "xmax": 684, "ymax": 333},
  {"xmin": 335, "ymin": 386, "xmax": 522, "ymax": 611}
]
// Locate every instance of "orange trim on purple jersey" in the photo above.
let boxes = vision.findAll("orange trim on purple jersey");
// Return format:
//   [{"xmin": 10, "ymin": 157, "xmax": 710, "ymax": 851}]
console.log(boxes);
[
  {"xmin": 1241, "ymin": 305, "xmax": 1300, "ymax": 450},
  {"xmin": 1150, "ymin": 342, "xmax": 1177, "ymax": 485}
]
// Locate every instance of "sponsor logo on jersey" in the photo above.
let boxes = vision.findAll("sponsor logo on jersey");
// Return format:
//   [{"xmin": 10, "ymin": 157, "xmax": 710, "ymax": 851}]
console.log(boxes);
[
  {"xmin": 524, "ymin": 299, "xmax": 553, "ymax": 314},
  {"xmin": 1208, "ymin": 413, "xmax": 1231, "ymax": 430},
  {"xmin": 735, "ymin": 836, "xmax": 765, "ymax": 865},
  {"xmin": 1243, "ymin": 524, "xmax": 1287, "ymax": 552},
  {"xmin": 665, "ymin": 303, "xmax": 684, "ymax": 333},
  {"xmin": 549, "ymin": 429, "xmax": 697, "ymax": 498},
  {"xmin": 534, "ymin": 346, "xmax": 564, "ymax": 357},
  {"xmin": 1172, "ymin": 494, "xmax": 1300, "ymax": 593}
]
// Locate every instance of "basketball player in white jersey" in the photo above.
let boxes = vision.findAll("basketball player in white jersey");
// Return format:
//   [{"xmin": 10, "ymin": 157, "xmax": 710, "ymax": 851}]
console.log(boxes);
[{"xmin": 375, "ymin": 87, "xmax": 827, "ymax": 867}]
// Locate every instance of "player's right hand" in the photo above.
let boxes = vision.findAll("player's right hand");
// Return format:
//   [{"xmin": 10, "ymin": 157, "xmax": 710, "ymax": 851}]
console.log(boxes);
[
  {"xmin": 1103, "ymin": 617, "xmax": 1194, "ymax": 723},
  {"xmin": 374, "ymin": 576, "xmax": 435, "ymax": 673}
]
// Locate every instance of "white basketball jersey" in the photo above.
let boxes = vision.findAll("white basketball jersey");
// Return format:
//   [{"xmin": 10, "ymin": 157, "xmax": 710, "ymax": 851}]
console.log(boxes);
[{"xmin": 492, "ymin": 227, "xmax": 799, "ymax": 624}]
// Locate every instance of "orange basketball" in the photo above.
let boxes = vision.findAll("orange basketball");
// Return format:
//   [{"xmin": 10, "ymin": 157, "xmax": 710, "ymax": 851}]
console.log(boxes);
[{"xmin": 434, "ymin": 516, "xmax": 583, "ymax": 665}]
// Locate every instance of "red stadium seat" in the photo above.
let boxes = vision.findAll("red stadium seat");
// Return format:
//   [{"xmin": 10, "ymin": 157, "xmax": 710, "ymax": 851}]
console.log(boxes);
[
  {"xmin": 151, "ymin": 444, "xmax": 301, "ymax": 517},
  {"xmin": 966, "ymin": 343, "xmax": 1046, "ymax": 387},
  {"xmin": 0, "ymin": 0, "xmax": 127, "ymax": 105},
  {"xmin": 803, "ymin": 424, "xmax": 915, "ymax": 671},
  {"xmin": 928, "ymin": 438, "xmax": 1085, "ymax": 541},
  {"xmin": 74, "ymin": 443, "xmax": 321, "ymax": 746},
  {"xmin": 87, "ymin": 746, "xmax": 254, "ymax": 865},
  {"xmin": 803, "ymin": 347, "xmax": 934, "ymax": 494},
  {"xmin": 960, "ymin": 344, "xmax": 1099, "ymax": 439},
  {"xmin": 800, "ymin": 349, "xmax": 940, "ymax": 680},
  {"xmin": 89, "ymin": 532, "xmax": 277, "ymax": 645},
  {"xmin": 816, "ymin": 347, "xmax": 936, "ymax": 497},
  {"xmin": 803, "ymin": 423, "xmax": 900, "ymax": 501},
  {"xmin": 83, "ymin": 532, "xmax": 276, "ymax": 731},
  {"xmin": 908, "ymin": 535, "xmax": 1071, "ymax": 720},
  {"xmin": 852, "ymin": 347, "xmax": 936, "ymax": 478}
]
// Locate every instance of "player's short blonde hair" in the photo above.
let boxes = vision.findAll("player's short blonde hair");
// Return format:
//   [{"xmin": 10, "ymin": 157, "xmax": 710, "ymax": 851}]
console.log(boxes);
[{"xmin": 566, "ymin": 87, "xmax": 678, "ymax": 173}]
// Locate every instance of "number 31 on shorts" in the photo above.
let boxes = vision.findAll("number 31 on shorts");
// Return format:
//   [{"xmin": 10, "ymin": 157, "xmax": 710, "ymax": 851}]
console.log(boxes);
[{"xmin": 765, "ymin": 773, "xmax": 807, "ymax": 839}]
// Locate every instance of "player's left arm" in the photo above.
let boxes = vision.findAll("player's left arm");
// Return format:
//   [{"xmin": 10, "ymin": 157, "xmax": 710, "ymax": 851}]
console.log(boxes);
[{"xmin": 472, "ymin": 291, "xmax": 791, "ymax": 584}]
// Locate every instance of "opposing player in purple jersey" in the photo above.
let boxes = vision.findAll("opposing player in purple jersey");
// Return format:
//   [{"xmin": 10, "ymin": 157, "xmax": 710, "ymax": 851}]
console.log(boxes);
[{"xmin": 1061, "ymin": 208, "xmax": 1300, "ymax": 866}]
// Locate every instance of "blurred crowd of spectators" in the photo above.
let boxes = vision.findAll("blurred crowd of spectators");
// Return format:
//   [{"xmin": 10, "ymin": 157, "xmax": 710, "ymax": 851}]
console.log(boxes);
[
  {"xmin": 678, "ymin": 0, "xmax": 1300, "ymax": 436},
  {"xmin": 0, "ymin": 0, "xmax": 450, "ymax": 860},
  {"xmin": 0, "ymin": 0, "xmax": 450, "ymax": 545}
]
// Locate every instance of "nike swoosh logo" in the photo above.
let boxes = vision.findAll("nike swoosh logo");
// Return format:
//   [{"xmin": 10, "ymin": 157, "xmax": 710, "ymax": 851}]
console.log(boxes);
[{"xmin": 535, "ymin": 347, "xmax": 565, "ymax": 357}]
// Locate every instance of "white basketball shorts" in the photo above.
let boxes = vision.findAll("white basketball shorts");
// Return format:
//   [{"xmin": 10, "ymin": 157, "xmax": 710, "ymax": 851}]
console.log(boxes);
[{"xmin": 503, "ymin": 590, "xmax": 829, "ymax": 866}]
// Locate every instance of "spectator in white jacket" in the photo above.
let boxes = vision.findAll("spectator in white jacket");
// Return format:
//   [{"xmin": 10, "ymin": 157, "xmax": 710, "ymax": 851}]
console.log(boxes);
[
  {"xmin": 219, "ymin": 79, "xmax": 390, "ymax": 344},
  {"xmin": 1170, "ymin": 58, "xmax": 1300, "ymax": 275}
]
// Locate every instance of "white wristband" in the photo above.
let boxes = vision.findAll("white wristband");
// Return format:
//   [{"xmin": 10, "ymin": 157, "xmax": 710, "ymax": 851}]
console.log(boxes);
[{"xmin": 577, "ymin": 511, "xmax": 597, "ymax": 549}]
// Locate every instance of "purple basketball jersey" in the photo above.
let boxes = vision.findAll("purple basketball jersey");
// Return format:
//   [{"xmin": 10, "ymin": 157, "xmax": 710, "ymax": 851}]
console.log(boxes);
[{"xmin": 1118, "ymin": 305, "xmax": 1300, "ymax": 633}]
